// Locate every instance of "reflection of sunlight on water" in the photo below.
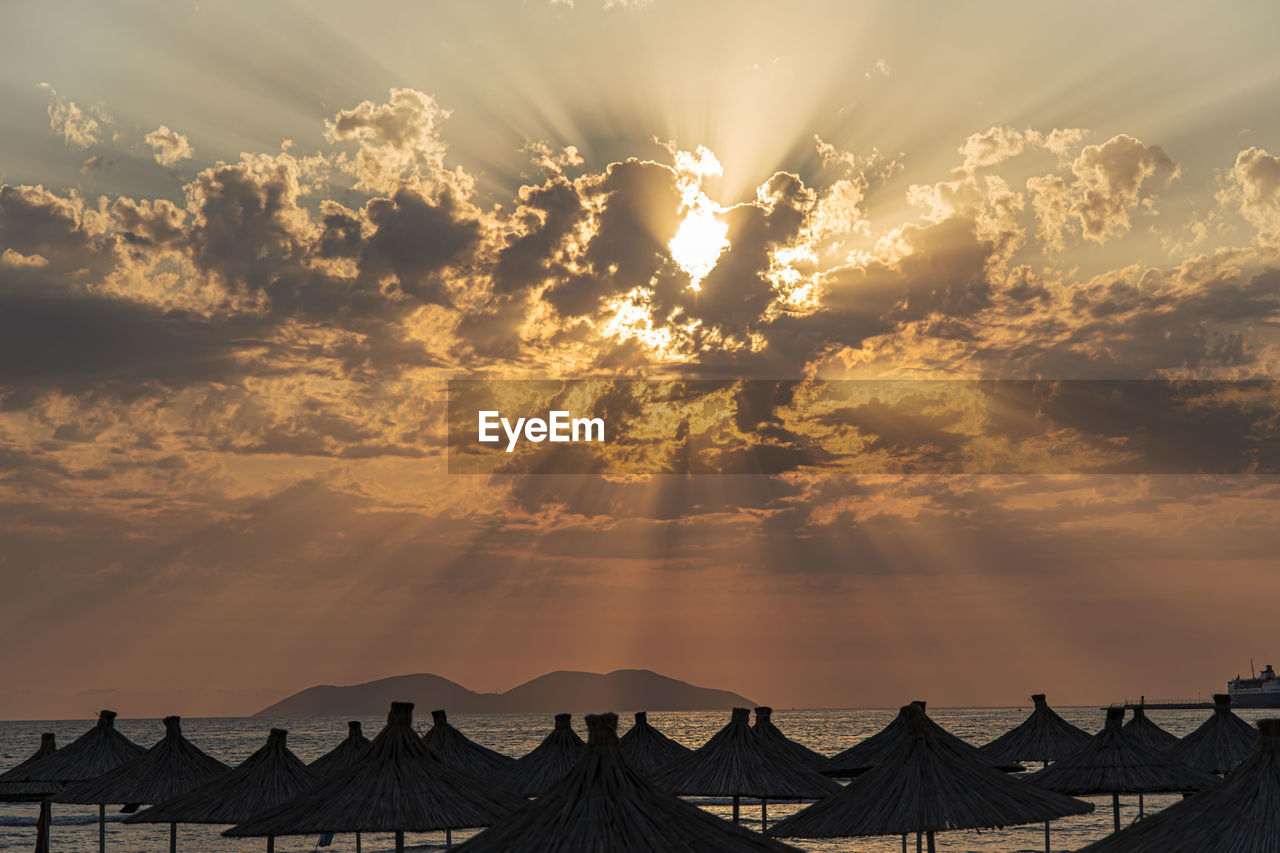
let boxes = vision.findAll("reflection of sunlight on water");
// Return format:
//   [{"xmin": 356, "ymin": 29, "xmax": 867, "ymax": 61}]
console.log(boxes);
[{"xmin": 0, "ymin": 707, "xmax": 1245, "ymax": 851}]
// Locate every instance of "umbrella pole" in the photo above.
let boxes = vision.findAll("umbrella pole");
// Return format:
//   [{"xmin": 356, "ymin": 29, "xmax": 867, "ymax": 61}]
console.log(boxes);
[
  {"xmin": 902, "ymin": 835, "xmax": 907, "ymax": 853},
  {"xmin": 266, "ymin": 837, "xmax": 274, "ymax": 853},
  {"xmin": 34, "ymin": 798, "xmax": 51, "ymax": 853},
  {"xmin": 1043, "ymin": 762, "xmax": 1051, "ymax": 853},
  {"xmin": 395, "ymin": 830, "xmax": 404, "ymax": 853},
  {"xmin": 446, "ymin": 827, "xmax": 452, "ymax": 849},
  {"xmin": 99, "ymin": 803, "xmax": 106, "ymax": 853},
  {"xmin": 169, "ymin": 822, "xmax": 176, "ymax": 853},
  {"xmin": 760, "ymin": 799, "xmax": 767, "ymax": 832},
  {"xmin": 916, "ymin": 830, "xmax": 923, "ymax": 852},
  {"xmin": 1138, "ymin": 793, "xmax": 1144, "ymax": 820},
  {"xmin": 356, "ymin": 832, "xmax": 361, "ymax": 852},
  {"xmin": 926, "ymin": 830, "xmax": 936, "ymax": 853},
  {"xmin": 732, "ymin": 795, "xmax": 740, "ymax": 824},
  {"xmin": 1111, "ymin": 793, "xmax": 1120, "ymax": 833}
]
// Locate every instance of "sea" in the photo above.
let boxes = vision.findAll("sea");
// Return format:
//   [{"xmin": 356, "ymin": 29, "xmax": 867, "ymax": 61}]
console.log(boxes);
[{"xmin": 0, "ymin": 705, "xmax": 1265, "ymax": 852}]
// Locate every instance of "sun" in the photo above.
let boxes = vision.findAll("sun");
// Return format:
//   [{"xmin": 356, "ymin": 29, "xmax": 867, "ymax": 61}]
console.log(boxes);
[{"xmin": 669, "ymin": 205, "xmax": 729, "ymax": 290}]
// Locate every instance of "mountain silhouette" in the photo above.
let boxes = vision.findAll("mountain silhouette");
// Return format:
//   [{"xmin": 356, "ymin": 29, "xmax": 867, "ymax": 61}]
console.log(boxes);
[{"xmin": 255, "ymin": 669, "xmax": 753, "ymax": 717}]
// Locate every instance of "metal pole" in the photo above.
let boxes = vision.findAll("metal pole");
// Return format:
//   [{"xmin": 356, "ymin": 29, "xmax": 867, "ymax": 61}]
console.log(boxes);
[
  {"xmin": 1138, "ymin": 793, "xmax": 1145, "ymax": 820},
  {"xmin": 169, "ymin": 822, "xmax": 176, "ymax": 853},
  {"xmin": 916, "ymin": 830, "xmax": 923, "ymax": 852},
  {"xmin": 99, "ymin": 803, "xmax": 106, "ymax": 853},
  {"xmin": 395, "ymin": 830, "xmax": 404, "ymax": 853},
  {"xmin": 1112, "ymin": 793, "xmax": 1120, "ymax": 833},
  {"xmin": 356, "ymin": 833, "xmax": 361, "ymax": 852},
  {"xmin": 927, "ymin": 830, "xmax": 936, "ymax": 853},
  {"xmin": 902, "ymin": 834, "xmax": 907, "ymax": 853},
  {"xmin": 760, "ymin": 799, "xmax": 767, "ymax": 832},
  {"xmin": 732, "ymin": 795, "xmax": 740, "ymax": 824},
  {"xmin": 446, "ymin": 827, "xmax": 452, "ymax": 849},
  {"xmin": 266, "ymin": 837, "xmax": 274, "ymax": 853}
]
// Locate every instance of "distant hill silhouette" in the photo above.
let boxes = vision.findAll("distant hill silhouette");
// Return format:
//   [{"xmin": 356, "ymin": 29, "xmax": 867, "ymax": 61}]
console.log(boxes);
[{"xmin": 254, "ymin": 669, "xmax": 753, "ymax": 717}]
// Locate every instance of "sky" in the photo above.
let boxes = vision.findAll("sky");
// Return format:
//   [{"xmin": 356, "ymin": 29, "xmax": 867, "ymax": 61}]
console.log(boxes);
[{"xmin": 1, "ymin": 0, "xmax": 1280, "ymax": 719}]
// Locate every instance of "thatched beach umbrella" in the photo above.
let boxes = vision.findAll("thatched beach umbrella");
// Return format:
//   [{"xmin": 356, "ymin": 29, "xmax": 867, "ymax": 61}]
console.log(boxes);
[
  {"xmin": 766, "ymin": 703, "xmax": 1094, "ymax": 853},
  {"xmin": 981, "ymin": 694, "xmax": 1093, "ymax": 853},
  {"xmin": 310, "ymin": 721, "xmax": 371, "ymax": 777},
  {"xmin": 425, "ymin": 709, "xmax": 515, "ymax": 778},
  {"xmin": 652, "ymin": 707, "xmax": 840, "ymax": 825},
  {"xmin": 0, "ymin": 733, "xmax": 57, "ymax": 853},
  {"xmin": 0, "ymin": 732, "xmax": 58, "ymax": 796},
  {"xmin": 56, "ymin": 715, "xmax": 229, "ymax": 853},
  {"xmin": 1123, "ymin": 704, "xmax": 1180, "ymax": 751},
  {"xmin": 309, "ymin": 720, "xmax": 373, "ymax": 852},
  {"xmin": 453, "ymin": 712, "xmax": 803, "ymax": 853},
  {"xmin": 1076, "ymin": 718, "xmax": 1280, "ymax": 853},
  {"xmin": 824, "ymin": 701, "xmax": 1022, "ymax": 778},
  {"xmin": 618, "ymin": 711, "xmax": 691, "ymax": 774},
  {"xmin": 3, "ymin": 710, "xmax": 145, "ymax": 853},
  {"xmin": 983, "ymin": 694, "xmax": 1091, "ymax": 765},
  {"xmin": 224, "ymin": 702, "xmax": 521, "ymax": 853},
  {"xmin": 753, "ymin": 707, "xmax": 827, "ymax": 770},
  {"xmin": 124, "ymin": 728, "xmax": 317, "ymax": 852},
  {"xmin": 489, "ymin": 714, "xmax": 587, "ymax": 798},
  {"xmin": 1165, "ymin": 693, "xmax": 1258, "ymax": 775},
  {"xmin": 1025, "ymin": 706, "xmax": 1215, "ymax": 833}
]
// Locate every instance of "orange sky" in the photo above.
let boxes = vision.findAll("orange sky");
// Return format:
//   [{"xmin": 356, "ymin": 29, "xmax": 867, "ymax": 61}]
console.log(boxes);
[{"xmin": 2, "ymin": 0, "xmax": 1280, "ymax": 719}]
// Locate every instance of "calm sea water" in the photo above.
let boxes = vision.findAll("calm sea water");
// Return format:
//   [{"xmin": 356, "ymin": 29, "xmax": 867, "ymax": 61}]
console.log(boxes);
[{"xmin": 0, "ymin": 706, "xmax": 1265, "ymax": 852}]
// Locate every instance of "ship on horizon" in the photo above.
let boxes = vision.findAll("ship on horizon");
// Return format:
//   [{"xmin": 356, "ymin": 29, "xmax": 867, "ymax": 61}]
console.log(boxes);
[{"xmin": 1228, "ymin": 661, "xmax": 1280, "ymax": 708}]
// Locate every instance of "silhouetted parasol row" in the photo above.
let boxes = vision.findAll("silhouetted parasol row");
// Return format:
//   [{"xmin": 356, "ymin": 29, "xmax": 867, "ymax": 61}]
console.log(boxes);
[
  {"xmin": 769, "ymin": 703, "xmax": 1095, "ymax": 852},
  {"xmin": 0, "ymin": 695, "xmax": 1261, "ymax": 853},
  {"xmin": 1078, "ymin": 717, "xmax": 1280, "ymax": 853}
]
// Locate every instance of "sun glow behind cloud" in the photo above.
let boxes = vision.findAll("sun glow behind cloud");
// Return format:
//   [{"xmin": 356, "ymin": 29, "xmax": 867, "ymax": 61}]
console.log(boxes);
[{"xmin": 667, "ymin": 145, "xmax": 730, "ymax": 289}]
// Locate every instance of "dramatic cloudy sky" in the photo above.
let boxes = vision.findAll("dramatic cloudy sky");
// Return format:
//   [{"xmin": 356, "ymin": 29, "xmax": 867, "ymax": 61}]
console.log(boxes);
[{"xmin": 2, "ymin": 0, "xmax": 1279, "ymax": 718}]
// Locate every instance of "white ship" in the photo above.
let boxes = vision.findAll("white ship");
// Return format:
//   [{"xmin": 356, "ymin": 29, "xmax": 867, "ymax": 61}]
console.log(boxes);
[{"xmin": 1228, "ymin": 662, "xmax": 1280, "ymax": 707}]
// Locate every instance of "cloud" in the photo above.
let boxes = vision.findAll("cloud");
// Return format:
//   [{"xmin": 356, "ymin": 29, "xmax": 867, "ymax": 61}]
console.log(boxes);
[
  {"xmin": 1029, "ymin": 134, "xmax": 1178, "ymax": 249},
  {"xmin": 0, "ymin": 248, "xmax": 48, "ymax": 268},
  {"xmin": 325, "ymin": 87, "xmax": 471, "ymax": 198},
  {"xmin": 1221, "ymin": 146, "xmax": 1280, "ymax": 249},
  {"xmin": 40, "ymin": 83, "xmax": 110, "ymax": 149},
  {"xmin": 145, "ymin": 125, "xmax": 195, "ymax": 167}
]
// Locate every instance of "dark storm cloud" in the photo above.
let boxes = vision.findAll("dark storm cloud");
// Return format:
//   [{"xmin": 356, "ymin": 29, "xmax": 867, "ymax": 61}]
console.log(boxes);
[
  {"xmin": 0, "ymin": 286, "xmax": 266, "ymax": 408},
  {"xmin": 542, "ymin": 158, "xmax": 682, "ymax": 316},
  {"xmin": 358, "ymin": 187, "xmax": 480, "ymax": 304}
]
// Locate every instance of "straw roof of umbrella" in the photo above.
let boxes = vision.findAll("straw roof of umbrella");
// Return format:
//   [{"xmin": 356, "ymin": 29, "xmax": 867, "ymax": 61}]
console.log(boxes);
[
  {"xmin": 309, "ymin": 721, "xmax": 370, "ymax": 778},
  {"xmin": 489, "ymin": 714, "xmax": 587, "ymax": 798},
  {"xmin": 767, "ymin": 703, "xmax": 1094, "ymax": 840},
  {"xmin": 124, "ymin": 729, "xmax": 317, "ymax": 826},
  {"xmin": 618, "ymin": 711, "xmax": 691, "ymax": 775},
  {"xmin": 1025, "ymin": 706, "xmax": 1215, "ymax": 795},
  {"xmin": 824, "ymin": 701, "xmax": 1021, "ymax": 778},
  {"xmin": 1123, "ymin": 704, "xmax": 1180, "ymax": 751},
  {"xmin": 1165, "ymin": 693, "xmax": 1259, "ymax": 775},
  {"xmin": 982, "ymin": 694, "xmax": 1092, "ymax": 764},
  {"xmin": 225, "ymin": 702, "xmax": 522, "ymax": 838},
  {"xmin": 56, "ymin": 716, "xmax": 228, "ymax": 807},
  {"xmin": 1075, "ymin": 718, "xmax": 1280, "ymax": 853},
  {"xmin": 424, "ymin": 709, "xmax": 515, "ymax": 779},
  {"xmin": 652, "ymin": 707, "xmax": 840, "ymax": 800},
  {"xmin": 16, "ymin": 710, "xmax": 145, "ymax": 785},
  {"xmin": 0, "ymin": 733, "xmax": 57, "ymax": 801},
  {"xmin": 753, "ymin": 707, "xmax": 828, "ymax": 771},
  {"xmin": 453, "ymin": 712, "xmax": 803, "ymax": 853}
]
